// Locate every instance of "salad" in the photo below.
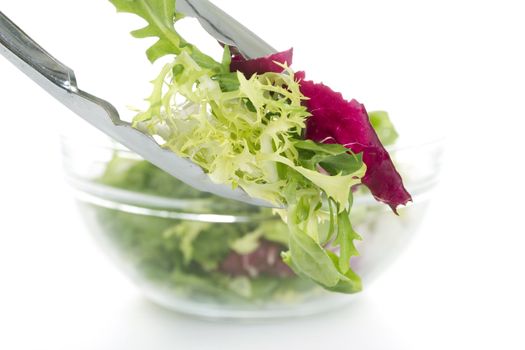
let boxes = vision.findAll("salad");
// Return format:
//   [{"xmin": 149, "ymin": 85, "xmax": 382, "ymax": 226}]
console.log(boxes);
[
  {"xmin": 108, "ymin": 0, "xmax": 411, "ymax": 294},
  {"xmin": 93, "ymin": 154, "xmax": 319, "ymax": 302}
]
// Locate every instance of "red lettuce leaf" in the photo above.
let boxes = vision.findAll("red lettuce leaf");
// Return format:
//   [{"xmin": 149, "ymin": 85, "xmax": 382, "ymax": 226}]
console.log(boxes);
[
  {"xmin": 219, "ymin": 240, "xmax": 293, "ymax": 278},
  {"xmin": 230, "ymin": 50, "xmax": 412, "ymax": 212},
  {"xmin": 230, "ymin": 48, "xmax": 293, "ymax": 76},
  {"xmin": 299, "ymin": 78, "xmax": 412, "ymax": 212}
]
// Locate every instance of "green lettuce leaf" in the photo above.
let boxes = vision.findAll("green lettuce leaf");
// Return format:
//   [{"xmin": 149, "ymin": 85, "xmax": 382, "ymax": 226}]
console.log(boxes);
[
  {"xmin": 295, "ymin": 140, "xmax": 364, "ymax": 175},
  {"xmin": 369, "ymin": 110, "xmax": 399, "ymax": 146},
  {"xmin": 109, "ymin": 0, "xmax": 227, "ymax": 71},
  {"xmin": 109, "ymin": 0, "xmax": 185, "ymax": 61}
]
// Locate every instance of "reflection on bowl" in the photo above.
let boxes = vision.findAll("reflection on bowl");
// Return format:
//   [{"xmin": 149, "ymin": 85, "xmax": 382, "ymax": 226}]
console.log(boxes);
[{"xmin": 61, "ymin": 131, "xmax": 443, "ymax": 319}]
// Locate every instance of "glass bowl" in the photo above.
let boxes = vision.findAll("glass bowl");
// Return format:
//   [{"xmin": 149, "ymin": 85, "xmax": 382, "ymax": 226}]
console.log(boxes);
[{"xmin": 60, "ymin": 126, "xmax": 443, "ymax": 319}]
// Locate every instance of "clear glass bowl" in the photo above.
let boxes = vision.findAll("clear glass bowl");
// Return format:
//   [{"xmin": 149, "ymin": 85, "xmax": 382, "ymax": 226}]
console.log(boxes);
[{"xmin": 60, "ymin": 127, "xmax": 443, "ymax": 319}]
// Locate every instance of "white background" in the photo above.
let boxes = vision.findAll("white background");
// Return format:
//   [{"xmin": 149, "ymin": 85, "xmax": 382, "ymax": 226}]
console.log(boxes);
[{"xmin": 1, "ymin": 1, "xmax": 524, "ymax": 349}]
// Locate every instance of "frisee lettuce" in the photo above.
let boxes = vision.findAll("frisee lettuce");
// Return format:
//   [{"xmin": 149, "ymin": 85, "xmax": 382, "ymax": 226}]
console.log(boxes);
[{"xmin": 109, "ymin": 0, "xmax": 378, "ymax": 293}]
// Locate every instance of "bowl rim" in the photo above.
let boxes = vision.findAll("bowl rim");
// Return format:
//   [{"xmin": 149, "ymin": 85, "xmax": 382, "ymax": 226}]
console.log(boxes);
[{"xmin": 62, "ymin": 135, "xmax": 444, "ymax": 218}]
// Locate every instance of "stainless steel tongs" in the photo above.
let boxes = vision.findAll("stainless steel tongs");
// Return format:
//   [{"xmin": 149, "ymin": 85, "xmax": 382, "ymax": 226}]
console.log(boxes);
[{"xmin": 0, "ymin": 0, "xmax": 278, "ymax": 207}]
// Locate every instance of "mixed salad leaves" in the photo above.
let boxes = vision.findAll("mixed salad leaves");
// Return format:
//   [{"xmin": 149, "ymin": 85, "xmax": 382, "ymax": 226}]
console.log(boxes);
[
  {"xmin": 96, "ymin": 155, "xmax": 320, "ymax": 303},
  {"xmin": 109, "ymin": 0, "xmax": 411, "ymax": 293}
]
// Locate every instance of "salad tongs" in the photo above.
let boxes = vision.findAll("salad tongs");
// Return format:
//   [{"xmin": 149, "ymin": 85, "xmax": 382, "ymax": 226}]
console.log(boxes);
[{"xmin": 0, "ymin": 0, "xmax": 277, "ymax": 207}]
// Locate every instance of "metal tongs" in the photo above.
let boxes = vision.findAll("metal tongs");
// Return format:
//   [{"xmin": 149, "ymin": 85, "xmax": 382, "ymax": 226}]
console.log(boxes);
[{"xmin": 0, "ymin": 0, "xmax": 278, "ymax": 207}]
